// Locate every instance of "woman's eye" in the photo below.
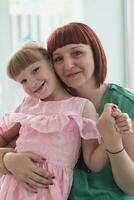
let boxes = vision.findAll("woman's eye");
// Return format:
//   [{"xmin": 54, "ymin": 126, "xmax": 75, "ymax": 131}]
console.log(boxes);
[
  {"xmin": 53, "ymin": 56, "xmax": 62, "ymax": 63},
  {"xmin": 72, "ymin": 51, "xmax": 82, "ymax": 56}
]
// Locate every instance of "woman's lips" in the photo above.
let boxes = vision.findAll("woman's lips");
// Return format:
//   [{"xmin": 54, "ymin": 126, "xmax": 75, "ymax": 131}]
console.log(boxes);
[{"xmin": 66, "ymin": 71, "xmax": 81, "ymax": 78}]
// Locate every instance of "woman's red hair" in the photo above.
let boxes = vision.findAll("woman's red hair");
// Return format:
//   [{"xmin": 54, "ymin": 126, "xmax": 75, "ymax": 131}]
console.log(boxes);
[{"xmin": 47, "ymin": 22, "xmax": 107, "ymax": 86}]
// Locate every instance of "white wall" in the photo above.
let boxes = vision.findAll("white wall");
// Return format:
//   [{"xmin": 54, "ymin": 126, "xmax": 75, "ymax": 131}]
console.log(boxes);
[
  {"xmin": 0, "ymin": 0, "xmax": 25, "ymax": 115},
  {"xmin": 82, "ymin": 0, "xmax": 125, "ymax": 85},
  {"xmin": 0, "ymin": 1, "xmax": 12, "ymax": 113},
  {"xmin": 0, "ymin": 0, "xmax": 126, "ymax": 115}
]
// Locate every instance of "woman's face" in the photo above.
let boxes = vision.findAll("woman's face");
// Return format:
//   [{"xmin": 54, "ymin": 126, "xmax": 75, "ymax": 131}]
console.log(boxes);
[{"xmin": 52, "ymin": 44, "xmax": 95, "ymax": 89}]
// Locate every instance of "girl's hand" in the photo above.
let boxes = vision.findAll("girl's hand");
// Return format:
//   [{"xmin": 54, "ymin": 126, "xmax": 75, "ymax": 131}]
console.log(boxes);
[
  {"xmin": 112, "ymin": 105, "xmax": 133, "ymax": 135},
  {"xmin": 96, "ymin": 103, "xmax": 123, "ymax": 151},
  {"xmin": 3, "ymin": 152, "xmax": 54, "ymax": 193}
]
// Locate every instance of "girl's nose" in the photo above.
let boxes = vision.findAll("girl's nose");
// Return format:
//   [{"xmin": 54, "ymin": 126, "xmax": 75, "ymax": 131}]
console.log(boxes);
[{"xmin": 28, "ymin": 78, "xmax": 37, "ymax": 88}]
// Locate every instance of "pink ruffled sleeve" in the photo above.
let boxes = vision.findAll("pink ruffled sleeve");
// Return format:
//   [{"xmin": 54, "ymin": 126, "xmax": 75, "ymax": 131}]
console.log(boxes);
[
  {"xmin": 81, "ymin": 118, "xmax": 101, "ymax": 143},
  {"xmin": 70, "ymin": 115, "xmax": 101, "ymax": 143},
  {"xmin": 0, "ymin": 114, "xmax": 11, "ymax": 136},
  {"xmin": 0, "ymin": 96, "xmax": 28, "ymax": 137}
]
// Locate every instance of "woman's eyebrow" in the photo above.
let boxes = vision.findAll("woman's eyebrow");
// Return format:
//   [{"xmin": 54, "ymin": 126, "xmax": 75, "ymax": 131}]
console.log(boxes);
[
  {"xmin": 53, "ymin": 46, "xmax": 84, "ymax": 56},
  {"xmin": 53, "ymin": 52, "xmax": 60, "ymax": 56},
  {"xmin": 71, "ymin": 45, "xmax": 84, "ymax": 49}
]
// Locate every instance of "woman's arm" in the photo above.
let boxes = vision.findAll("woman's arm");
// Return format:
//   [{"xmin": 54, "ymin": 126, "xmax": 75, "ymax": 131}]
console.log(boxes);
[
  {"xmin": 0, "ymin": 147, "xmax": 15, "ymax": 173},
  {"xmin": 107, "ymin": 119, "xmax": 134, "ymax": 195},
  {"xmin": 97, "ymin": 104, "xmax": 134, "ymax": 195},
  {"xmin": 0, "ymin": 123, "xmax": 21, "ymax": 172},
  {"xmin": 3, "ymin": 152, "xmax": 55, "ymax": 193},
  {"xmin": 2, "ymin": 123, "xmax": 20, "ymax": 146}
]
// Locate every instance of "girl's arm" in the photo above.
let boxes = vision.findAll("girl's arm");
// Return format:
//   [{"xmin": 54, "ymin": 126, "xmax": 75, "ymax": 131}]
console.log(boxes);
[
  {"xmin": 97, "ymin": 104, "xmax": 134, "ymax": 195},
  {"xmin": 82, "ymin": 139, "xmax": 108, "ymax": 172},
  {"xmin": 81, "ymin": 100, "xmax": 109, "ymax": 172}
]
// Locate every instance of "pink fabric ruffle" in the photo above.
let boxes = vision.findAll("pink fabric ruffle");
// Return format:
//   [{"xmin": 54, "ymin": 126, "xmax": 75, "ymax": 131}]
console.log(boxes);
[
  {"xmin": 0, "ymin": 113, "xmax": 12, "ymax": 135},
  {"xmin": 8, "ymin": 112, "xmax": 100, "ymax": 141}
]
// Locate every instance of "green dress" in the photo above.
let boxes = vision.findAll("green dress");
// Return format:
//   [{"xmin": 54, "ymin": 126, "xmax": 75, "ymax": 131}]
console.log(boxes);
[{"xmin": 69, "ymin": 83, "xmax": 134, "ymax": 200}]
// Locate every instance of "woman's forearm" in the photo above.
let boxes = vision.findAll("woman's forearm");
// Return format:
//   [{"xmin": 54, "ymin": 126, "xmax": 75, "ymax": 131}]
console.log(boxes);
[
  {"xmin": 107, "ymin": 120, "xmax": 134, "ymax": 194},
  {"xmin": 96, "ymin": 108, "xmax": 134, "ymax": 194},
  {"xmin": 0, "ymin": 147, "xmax": 14, "ymax": 173},
  {"xmin": 108, "ymin": 149, "xmax": 134, "ymax": 195}
]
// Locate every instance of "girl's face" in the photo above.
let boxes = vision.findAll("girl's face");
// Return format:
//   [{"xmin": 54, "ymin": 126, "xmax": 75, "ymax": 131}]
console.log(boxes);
[
  {"xmin": 52, "ymin": 44, "xmax": 95, "ymax": 89},
  {"xmin": 15, "ymin": 59, "xmax": 59, "ymax": 100}
]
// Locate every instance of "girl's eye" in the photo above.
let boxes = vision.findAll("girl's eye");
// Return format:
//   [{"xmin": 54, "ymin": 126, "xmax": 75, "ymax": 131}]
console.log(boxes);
[
  {"xmin": 33, "ymin": 67, "xmax": 39, "ymax": 74},
  {"xmin": 53, "ymin": 56, "xmax": 63, "ymax": 63},
  {"xmin": 21, "ymin": 79, "xmax": 27, "ymax": 84}
]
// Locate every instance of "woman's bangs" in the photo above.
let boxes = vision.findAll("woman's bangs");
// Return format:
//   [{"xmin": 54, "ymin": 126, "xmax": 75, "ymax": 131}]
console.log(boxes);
[{"xmin": 48, "ymin": 26, "xmax": 88, "ymax": 55}]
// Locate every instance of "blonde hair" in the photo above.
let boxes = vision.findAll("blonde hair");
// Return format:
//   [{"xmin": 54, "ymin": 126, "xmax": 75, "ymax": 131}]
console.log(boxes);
[{"xmin": 7, "ymin": 42, "xmax": 49, "ymax": 80}]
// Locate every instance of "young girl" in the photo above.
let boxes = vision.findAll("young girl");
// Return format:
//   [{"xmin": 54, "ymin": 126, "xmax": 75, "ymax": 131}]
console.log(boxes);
[{"xmin": 0, "ymin": 43, "xmax": 131, "ymax": 200}]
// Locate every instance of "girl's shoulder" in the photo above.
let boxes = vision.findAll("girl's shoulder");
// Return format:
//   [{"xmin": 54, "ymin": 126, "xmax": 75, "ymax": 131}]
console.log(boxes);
[
  {"xmin": 17, "ymin": 95, "xmax": 38, "ymax": 112},
  {"xmin": 69, "ymin": 97, "xmax": 91, "ymax": 115}
]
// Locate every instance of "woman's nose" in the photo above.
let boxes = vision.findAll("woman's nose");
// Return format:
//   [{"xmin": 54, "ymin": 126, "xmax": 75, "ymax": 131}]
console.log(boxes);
[{"xmin": 64, "ymin": 57, "xmax": 74, "ymax": 70}]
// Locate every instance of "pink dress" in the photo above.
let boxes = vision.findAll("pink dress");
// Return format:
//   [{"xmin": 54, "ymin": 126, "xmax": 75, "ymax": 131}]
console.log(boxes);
[{"xmin": 0, "ymin": 96, "xmax": 100, "ymax": 200}]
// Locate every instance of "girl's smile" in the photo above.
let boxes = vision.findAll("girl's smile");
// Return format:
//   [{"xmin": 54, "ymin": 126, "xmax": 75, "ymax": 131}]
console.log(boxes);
[
  {"xmin": 33, "ymin": 81, "xmax": 47, "ymax": 93},
  {"xmin": 15, "ymin": 59, "xmax": 70, "ymax": 101},
  {"xmin": 15, "ymin": 60, "xmax": 59, "ymax": 100}
]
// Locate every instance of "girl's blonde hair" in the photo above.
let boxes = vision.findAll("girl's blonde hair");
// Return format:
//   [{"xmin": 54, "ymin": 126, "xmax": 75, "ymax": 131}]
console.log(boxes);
[{"xmin": 7, "ymin": 42, "xmax": 49, "ymax": 80}]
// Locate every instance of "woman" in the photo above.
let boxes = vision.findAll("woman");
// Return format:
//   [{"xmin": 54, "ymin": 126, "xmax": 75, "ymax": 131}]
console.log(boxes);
[
  {"xmin": 0, "ymin": 22, "xmax": 134, "ymax": 199},
  {"xmin": 46, "ymin": 22, "xmax": 134, "ymax": 199}
]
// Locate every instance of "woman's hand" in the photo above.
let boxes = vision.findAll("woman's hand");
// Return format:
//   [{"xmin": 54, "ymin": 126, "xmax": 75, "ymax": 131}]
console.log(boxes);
[
  {"xmin": 3, "ymin": 152, "xmax": 54, "ymax": 193},
  {"xmin": 0, "ymin": 147, "xmax": 15, "ymax": 173},
  {"xmin": 96, "ymin": 104, "xmax": 134, "ymax": 194}
]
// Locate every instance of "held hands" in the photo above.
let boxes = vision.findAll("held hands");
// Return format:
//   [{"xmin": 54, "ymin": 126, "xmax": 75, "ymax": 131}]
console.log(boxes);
[
  {"xmin": 96, "ymin": 103, "xmax": 132, "ymax": 152},
  {"xmin": 3, "ymin": 152, "xmax": 55, "ymax": 193},
  {"xmin": 111, "ymin": 105, "xmax": 133, "ymax": 135}
]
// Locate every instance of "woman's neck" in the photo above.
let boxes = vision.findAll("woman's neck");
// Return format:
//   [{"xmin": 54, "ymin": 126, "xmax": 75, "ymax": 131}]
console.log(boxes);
[{"xmin": 74, "ymin": 82, "xmax": 108, "ymax": 110}]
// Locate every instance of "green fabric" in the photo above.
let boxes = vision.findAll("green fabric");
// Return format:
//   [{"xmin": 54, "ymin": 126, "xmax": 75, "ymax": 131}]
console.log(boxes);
[{"xmin": 69, "ymin": 83, "xmax": 134, "ymax": 200}]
